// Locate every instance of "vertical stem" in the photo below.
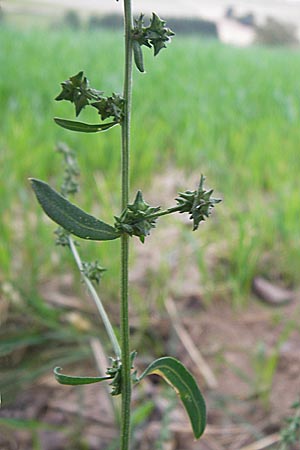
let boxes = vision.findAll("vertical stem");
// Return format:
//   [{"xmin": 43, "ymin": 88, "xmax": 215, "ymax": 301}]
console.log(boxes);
[{"xmin": 121, "ymin": 1, "xmax": 133, "ymax": 450}]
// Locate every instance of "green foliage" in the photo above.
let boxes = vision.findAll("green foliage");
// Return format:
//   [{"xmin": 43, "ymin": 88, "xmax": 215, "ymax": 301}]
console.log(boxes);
[
  {"xmin": 81, "ymin": 260, "xmax": 106, "ymax": 284},
  {"xmin": 28, "ymin": 4, "xmax": 209, "ymax": 448},
  {"xmin": 132, "ymin": 13, "xmax": 174, "ymax": 72},
  {"xmin": 251, "ymin": 341, "xmax": 280, "ymax": 407},
  {"xmin": 30, "ymin": 178, "xmax": 120, "ymax": 241},
  {"xmin": 54, "ymin": 117, "xmax": 117, "ymax": 133},
  {"xmin": 133, "ymin": 13, "xmax": 175, "ymax": 56},
  {"xmin": 55, "ymin": 71, "xmax": 124, "ymax": 123},
  {"xmin": 55, "ymin": 71, "xmax": 104, "ymax": 116},
  {"xmin": 1, "ymin": 26, "xmax": 300, "ymax": 304},
  {"xmin": 54, "ymin": 366, "xmax": 112, "ymax": 385},
  {"xmin": 2, "ymin": 26, "xmax": 300, "ymax": 445},
  {"xmin": 176, "ymin": 175, "xmax": 221, "ymax": 231},
  {"xmin": 91, "ymin": 92, "xmax": 124, "ymax": 122},
  {"xmin": 134, "ymin": 356, "xmax": 206, "ymax": 439},
  {"xmin": 114, "ymin": 190, "xmax": 160, "ymax": 242},
  {"xmin": 279, "ymin": 400, "xmax": 300, "ymax": 449}
]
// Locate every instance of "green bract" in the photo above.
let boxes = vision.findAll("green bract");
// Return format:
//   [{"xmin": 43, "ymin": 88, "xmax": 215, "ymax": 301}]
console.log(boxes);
[
  {"xmin": 55, "ymin": 71, "xmax": 104, "ymax": 116},
  {"xmin": 176, "ymin": 175, "xmax": 222, "ymax": 230},
  {"xmin": 114, "ymin": 190, "xmax": 160, "ymax": 242},
  {"xmin": 81, "ymin": 260, "xmax": 106, "ymax": 285},
  {"xmin": 92, "ymin": 92, "xmax": 125, "ymax": 123},
  {"xmin": 55, "ymin": 72, "xmax": 124, "ymax": 130},
  {"xmin": 132, "ymin": 13, "xmax": 175, "ymax": 72}
]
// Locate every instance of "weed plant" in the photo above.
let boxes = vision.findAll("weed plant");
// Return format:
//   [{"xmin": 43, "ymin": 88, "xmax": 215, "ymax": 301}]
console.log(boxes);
[
  {"xmin": 28, "ymin": 2, "xmax": 222, "ymax": 447},
  {"xmin": 279, "ymin": 399, "xmax": 300, "ymax": 449},
  {"xmin": 1, "ymin": 6, "xmax": 300, "ymax": 448},
  {"xmin": 1, "ymin": 14, "xmax": 300, "ymax": 417}
]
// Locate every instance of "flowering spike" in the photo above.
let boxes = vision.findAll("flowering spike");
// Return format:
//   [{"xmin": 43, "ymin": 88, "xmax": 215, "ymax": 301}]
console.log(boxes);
[
  {"xmin": 114, "ymin": 191, "xmax": 160, "ymax": 242},
  {"xmin": 131, "ymin": 13, "xmax": 174, "ymax": 72},
  {"xmin": 176, "ymin": 175, "xmax": 222, "ymax": 230},
  {"xmin": 55, "ymin": 71, "xmax": 104, "ymax": 116}
]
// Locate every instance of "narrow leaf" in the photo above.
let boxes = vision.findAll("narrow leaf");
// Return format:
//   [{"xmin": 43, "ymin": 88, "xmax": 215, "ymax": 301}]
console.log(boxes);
[
  {"xmin": 30, "ymin": 178, "xmax": 120, "ymax": 241},
  {"xmin": 133, "ymin": 40, "xmax": 145, "ymax": 73},
  {"xmin": 54, "ymin": 367, "xmax": 112, "ymax": 385},
  {"xmin": 54, "ymin": 117, "xmax": 117, "ymax": 133},
  {"xmin": 136, "ymin": 357, "xmax": 206, "ymax": 439}
]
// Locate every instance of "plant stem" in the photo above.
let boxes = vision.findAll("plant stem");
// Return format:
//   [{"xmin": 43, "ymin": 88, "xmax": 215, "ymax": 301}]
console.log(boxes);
[
  {"xmin": 68, "ymin": 236, "xmax": 121, "ymax": 359},
  {"xmin": 121, "ymin": 1, "xmax": 133, "ymax": 450},
  {"xmin": 146, "ymin": 205, "xmax": 183, "ymax": 221}
]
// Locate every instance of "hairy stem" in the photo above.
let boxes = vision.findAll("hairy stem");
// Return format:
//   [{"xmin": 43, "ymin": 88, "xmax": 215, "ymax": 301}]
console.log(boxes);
[
  {"xmin": 68, "ymin": 236, "xmax": 121, "ymax": 359},
  {"xmin": 121, "ymin": 1, "xmax": 133, "ymax": 449},
  {"xmin": 146, "ymin": 205, "xmax": 183, "ymax": 220}
]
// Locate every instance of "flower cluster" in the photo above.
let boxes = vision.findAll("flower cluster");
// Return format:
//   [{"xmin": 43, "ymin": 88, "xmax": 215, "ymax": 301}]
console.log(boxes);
[
  {"xmin": 132, "ymin": 13, "xmax": 175, "ymax": 56},
  {"xmin": 82, "ymin": 261, "xmax": 106, "ymax": 284},
  {"xmin": 55, "ymin": 71, "xmax": 124, "ymax": 123},
  {"xmin": 176, "ymin": 175, "xmax": 221, "ymax": 231},
  {"xmin": 55, "ymin": 71, "xmax": 103, "ymax": 116},
  {"xmin": 106, "ymin": 357, "xmax": 122, "ymax": 396},
  {"xmin": 114, "ymin": 191, "xmax": 160, "ymax": 243},
  {"xmin": 91, "ymin": 93, "xmax": 124, "ymax": 123}
]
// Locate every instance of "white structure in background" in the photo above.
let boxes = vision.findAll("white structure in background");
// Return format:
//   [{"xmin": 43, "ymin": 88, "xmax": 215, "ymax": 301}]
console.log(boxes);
[{"xmin": 218, "ymin": 18, "xmax": 255, "ymax": 46}]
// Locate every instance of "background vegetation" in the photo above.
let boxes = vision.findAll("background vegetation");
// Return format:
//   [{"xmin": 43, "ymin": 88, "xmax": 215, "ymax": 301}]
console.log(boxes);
[
  {"xmin": 1, "ymin": 22, "xmax": 300, "ymax": 424},
  {"xmin": 2, "ymin": 25, "xmax": 300, "ymax": 288}
]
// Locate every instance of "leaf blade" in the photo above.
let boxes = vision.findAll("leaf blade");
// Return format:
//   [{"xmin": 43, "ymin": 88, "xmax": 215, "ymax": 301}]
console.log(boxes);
[
  {"xmin": 54, "ymin": 367, "xmax": 111, "ymax": 385},
  {"xmin": 136, "ymin": 357, "xmax": 206, "ymax": 439},
  {"xmin": 30, "ymin": 178, "xmax": 120, "ymax": 241},
  {"xmin": 54, "ymin": 117, "xmax": 117, "ymax": 133}
]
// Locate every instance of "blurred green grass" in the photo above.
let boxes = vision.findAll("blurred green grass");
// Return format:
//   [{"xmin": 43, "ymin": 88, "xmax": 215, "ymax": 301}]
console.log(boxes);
[{"xmin": 1, "ymin": 24, "xmax": 300, "ymax": 305}]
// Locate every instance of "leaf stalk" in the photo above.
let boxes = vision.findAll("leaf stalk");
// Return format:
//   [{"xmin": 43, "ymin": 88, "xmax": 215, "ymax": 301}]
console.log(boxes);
[{"xmin": 68, "ymin": 236, "xmax": 121, "ymax": 359}]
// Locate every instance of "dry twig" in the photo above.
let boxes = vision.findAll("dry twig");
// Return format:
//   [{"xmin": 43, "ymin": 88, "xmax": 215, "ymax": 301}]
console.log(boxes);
[{"xmin": 165, "ymin": 297, "xmax": 218, "ymax": 389}]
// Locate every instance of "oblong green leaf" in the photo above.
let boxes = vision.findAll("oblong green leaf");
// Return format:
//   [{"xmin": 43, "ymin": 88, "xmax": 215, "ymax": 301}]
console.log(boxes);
[
  {"xmin": 136, "ymin": 356, "xmax": 206, "ymax": 439},
  {"xmin": 30, "ymin": 178, "xmax": 120, "ymax": 241},
  {"xmin": 54, "ymin": 117, "xmax": 117, "ymax": 133},
  {"xmin": 54, "ymin": 367, "xmax": 112, "ymax": 385},
  {"xmin": 133, "ymin": 40, "xmax": 145, "ymax": 73}
]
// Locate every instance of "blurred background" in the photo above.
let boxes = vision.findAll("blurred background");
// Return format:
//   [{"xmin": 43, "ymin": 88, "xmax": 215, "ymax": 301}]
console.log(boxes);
[{"xmin": 1, "ymin": 1, "xmax": 300, "ymax": 449}]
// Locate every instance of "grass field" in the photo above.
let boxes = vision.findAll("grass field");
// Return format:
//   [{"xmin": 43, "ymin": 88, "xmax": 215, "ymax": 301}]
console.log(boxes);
[
  {"xmin": 1, "ymin": 24, "xmax": 300, "ymax": 297},
  {"xmin": 1, "ymin": 21, "xmax": 300, "ymax": 448}
]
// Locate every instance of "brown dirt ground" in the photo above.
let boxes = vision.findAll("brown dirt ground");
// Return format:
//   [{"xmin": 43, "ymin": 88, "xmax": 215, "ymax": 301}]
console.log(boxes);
[
  {"xmin": 1, "ymin": 172, "xmax": 299, "ymax": 449},
  {"xmin": 1, "ymin": 277, "xmax": 299, "ymax": 450}
]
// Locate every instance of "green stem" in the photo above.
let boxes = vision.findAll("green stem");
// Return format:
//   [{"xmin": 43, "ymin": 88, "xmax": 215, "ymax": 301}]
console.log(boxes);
[
  {"xmin": 146, "ymin": 205, "xmax": 183, "ymax": 221},
  {"xmin": 121, "ymin": 1, "xmax": 133, "ymax": 450},
  {"xmin": 68, "ymin": 236, "xmax": 121, "ymax": 359}
]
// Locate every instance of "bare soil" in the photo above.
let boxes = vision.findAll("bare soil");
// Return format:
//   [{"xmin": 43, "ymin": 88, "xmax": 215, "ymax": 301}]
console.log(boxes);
[
  {"xmin": 1, "ymin": 275, "xmax": 299, "ymax": 449},
  {"xmin": 1, "ymin": 172, "xmax": 299, "ymax": 449}
]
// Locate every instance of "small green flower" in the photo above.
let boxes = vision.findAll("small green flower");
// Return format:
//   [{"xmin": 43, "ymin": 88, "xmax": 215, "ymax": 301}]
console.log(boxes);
[
  {"xmin": 55, "ymin": 71, "xmax": 104, "ymax": 116},
  {"xmin": 54, "ymin": 227, "xmax": 71, "ymax": 247},
  {"xmin": 82, "ymin": 261, "xmax": 106, "ymax": 284},
  {"xmin": 176, "ymin": 175, "xmax": 221, "ymax": 230},
  {"xmin": 114, "ymin": 191, "xmax": 160, "ymax": 243},
  {"xmin": 106, "ymin": 357, "xmax": 122, "ymax": 396},
  {"xmin": 132, "ymin": 13, "xmax": 174, "ymax": 56},
  {"xmin": 91, "ymin": 93, "xmax": 125, "ymax": 123}
]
